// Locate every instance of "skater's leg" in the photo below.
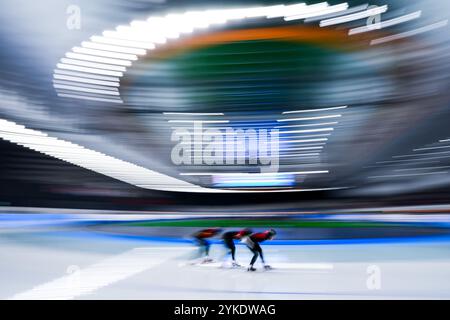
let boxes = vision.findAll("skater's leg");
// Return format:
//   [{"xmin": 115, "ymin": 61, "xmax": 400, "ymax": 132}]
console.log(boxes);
[
  {"xmin": 194, "ymin": 238, "xmax": 203, "ymax": 258},
  {"xmin": 196, "ymin": 238, "xmax": 208, "ymax": 258},
  {"xmin": 223, "ymin": 239, "xmax": 233, "ymax": 258},
  {"xmin": 257, "ymin": 245, "xmax": 265, "ymax": 264},
  {"xmin": 246, "ymin": 241, "xmax": 258, "ymax": 271},
  {"xmin": 230, "ymin": 242, "xmax": 236, "ymax": 261},
  {"xmin": 204, "ymin": 239, "xmax": 210, "ymax": 257},
  {"xmin": 222, "ymin": 239, "xmax": 237, "ymax": 267},
  {"xmin": 196, "ymin": 239, "xmax": 214, "ymax": 263},
  {"xmin": 250, "ymin": 248, "xmax": 259, "ymax": 266},
  {"xmin": 191, "ymin": 238, "xmax": 206, "ymax": 262},
  {"xmin": 222, "ymin": 241, "xmax": 230, "ymax": 261},
  {"xmin": 256, "ymin": 244, "xmax": 271, "ymax": 269}
]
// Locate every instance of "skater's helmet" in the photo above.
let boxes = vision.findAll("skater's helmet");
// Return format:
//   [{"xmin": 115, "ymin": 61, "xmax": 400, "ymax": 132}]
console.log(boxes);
[{"xmin": 267, "ymin": 229, "xmax": 277, "ymax": 239}]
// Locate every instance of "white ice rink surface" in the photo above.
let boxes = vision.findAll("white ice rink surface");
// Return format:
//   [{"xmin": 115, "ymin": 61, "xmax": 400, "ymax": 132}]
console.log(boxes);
[{"xmin": 1, "ymin": 229, "xmax": 450, "ymax": 299}]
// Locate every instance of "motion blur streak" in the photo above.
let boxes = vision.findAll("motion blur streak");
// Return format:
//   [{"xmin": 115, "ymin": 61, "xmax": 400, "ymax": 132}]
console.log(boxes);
[
  {"xmin": 1, "ymin": 0, "xmax": 450, "ymax": 300},
  {"xmin": 10, "ymin": 247, "xmax": 183, "ymax": 300}
]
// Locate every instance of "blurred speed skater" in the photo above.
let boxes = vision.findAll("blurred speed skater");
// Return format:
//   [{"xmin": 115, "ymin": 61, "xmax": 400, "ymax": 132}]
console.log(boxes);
[
  {"xmin": 243, "ymin": 229, "xmax": 277, "ymax": 272},
  {"xmin": 222, "ymin": 228, "xmax": 253, "ymax": 267},
  {"xmin": 192, "ymin": 228, "xmax": 222, "ymax": 263}
]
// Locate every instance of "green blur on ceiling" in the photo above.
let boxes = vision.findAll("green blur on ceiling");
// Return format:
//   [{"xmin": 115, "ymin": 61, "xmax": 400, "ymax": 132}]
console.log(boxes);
[
  {"xmin": 168, "ymin": 40, "xmax": 340, "ymax": 112},
  {"xmin": 123, "ymin": 38, "xmax": 363, "ymax": 113}
]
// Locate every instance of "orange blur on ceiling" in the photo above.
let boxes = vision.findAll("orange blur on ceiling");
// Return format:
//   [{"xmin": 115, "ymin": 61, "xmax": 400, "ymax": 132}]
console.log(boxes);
[{"xmin": 146, "ymin": 25, "xmax": 372, "ymax": 61}]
